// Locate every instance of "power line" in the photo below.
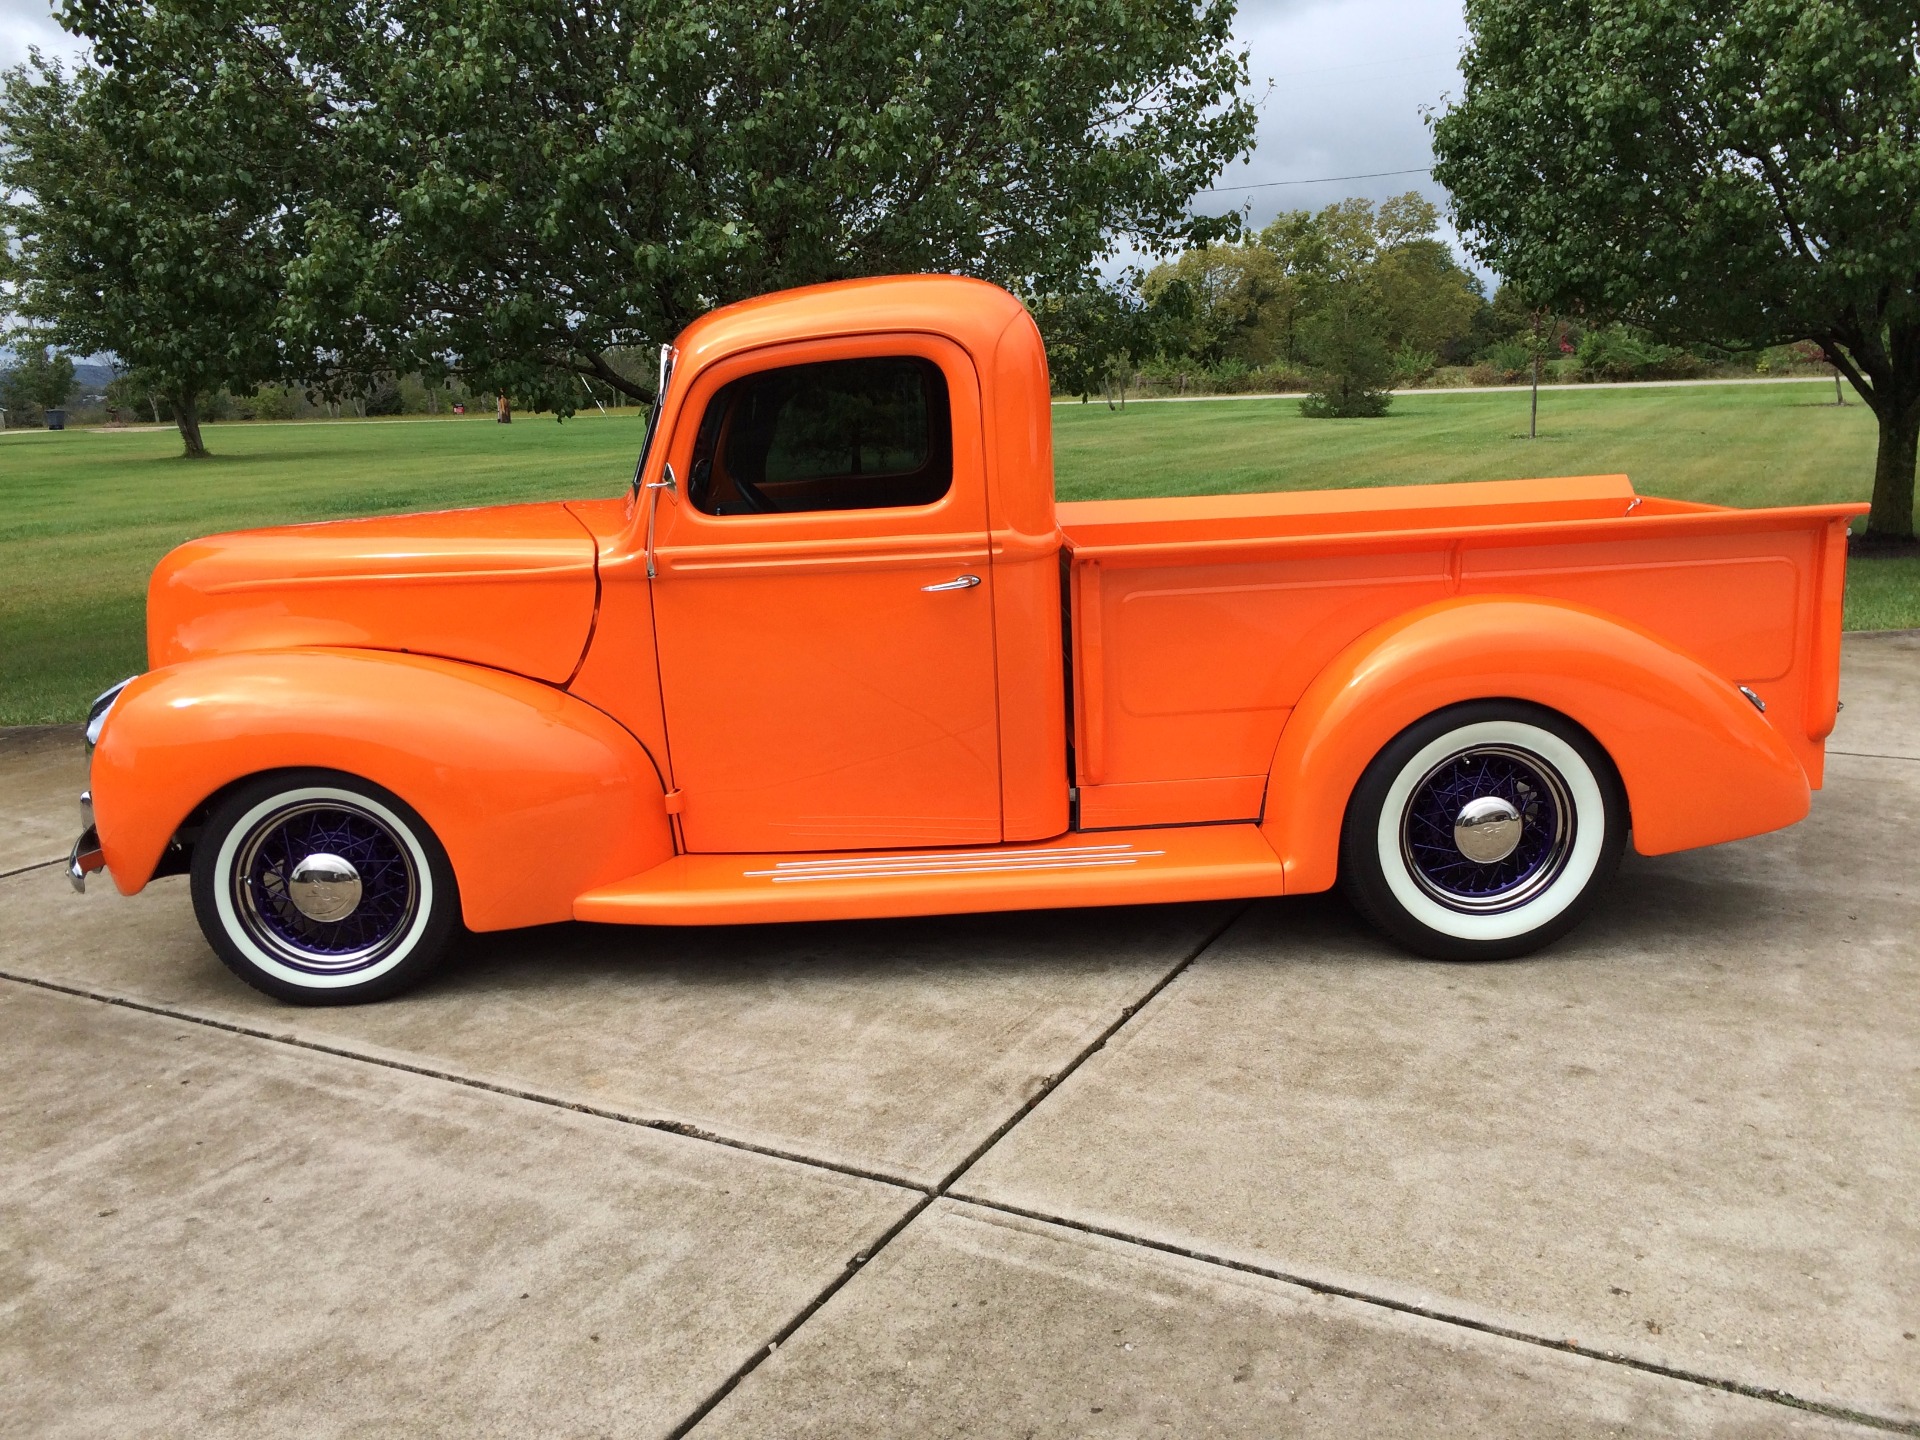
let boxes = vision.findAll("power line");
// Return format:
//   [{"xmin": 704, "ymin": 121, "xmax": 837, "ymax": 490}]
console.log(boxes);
[{"xmin": 1197, "ymin": 167, "xmax": 1434, "ymax": 195}]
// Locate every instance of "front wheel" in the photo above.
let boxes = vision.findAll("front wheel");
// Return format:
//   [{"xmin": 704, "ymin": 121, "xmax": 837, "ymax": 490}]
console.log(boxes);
[
  {"xmin": 190, "ymin": 770, "xmax": 459, "ymax": 1004},
  {"xmin": 1339, "ymin": 703, "xmax": 1627, "ymax": 961}
]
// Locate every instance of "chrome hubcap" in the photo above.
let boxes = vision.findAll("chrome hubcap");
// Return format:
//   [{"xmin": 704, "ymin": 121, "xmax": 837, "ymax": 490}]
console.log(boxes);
[
  {"xmin": 1400, "ymin": 744, "xmax": 1576, "ymax": 913},
  {"xmin": 287, "ymin": 853, "xmax": 363, "ymax": 922},
  {"xmin": 231, "ymin": 800, "xmax": 419, "ymax": 974},
  {"xmin": 1452, "ymin": 795, "xmax": 1523, "ymax": 864}
]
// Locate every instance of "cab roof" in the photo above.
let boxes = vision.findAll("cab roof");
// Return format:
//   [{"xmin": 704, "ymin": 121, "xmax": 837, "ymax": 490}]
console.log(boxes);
[{"xmin": 672, "ymin": 274, "xmax": 1033, "ymax": 374}]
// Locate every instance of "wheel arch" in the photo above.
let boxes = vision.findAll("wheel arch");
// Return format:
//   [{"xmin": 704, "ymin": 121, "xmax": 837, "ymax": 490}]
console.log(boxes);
[
  {"xmin": 89, "ymin": 648, "xmax": 675, "ymax": 931},
  {"xmin": 1262, "ymin": 595, "xmax": 1810, "ymax": 895}
]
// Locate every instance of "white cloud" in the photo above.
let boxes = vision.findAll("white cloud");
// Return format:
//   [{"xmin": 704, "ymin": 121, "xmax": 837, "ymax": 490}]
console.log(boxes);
[
  {"xmin": 1218, "ymin": 0, "xmax": 1467, "ymax": 229},
  {"xmin": 0, "ymin": 0, "xmax": 82, "ymax": 69}
]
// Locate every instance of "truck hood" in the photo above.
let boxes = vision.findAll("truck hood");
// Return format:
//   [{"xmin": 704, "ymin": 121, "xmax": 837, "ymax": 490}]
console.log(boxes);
[{"xmin": 148, "ymin": 502, "xmax": 599, "ymax": 685}]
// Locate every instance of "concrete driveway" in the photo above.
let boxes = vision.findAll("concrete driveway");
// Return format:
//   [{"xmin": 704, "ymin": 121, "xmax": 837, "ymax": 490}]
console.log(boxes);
[{"xmin": 2, "ymin": 636, "xmax": 1915, "ymax": 1437}]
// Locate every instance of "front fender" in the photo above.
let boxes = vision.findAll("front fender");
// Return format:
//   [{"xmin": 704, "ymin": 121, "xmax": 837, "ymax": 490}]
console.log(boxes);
[
  {"xmin": 90, "ymin": 649, "xmax": 673, "ymax": 931},
  {"xmin": 1262, "ymin": 596, "xmax": 1809, "ymax": 894}
]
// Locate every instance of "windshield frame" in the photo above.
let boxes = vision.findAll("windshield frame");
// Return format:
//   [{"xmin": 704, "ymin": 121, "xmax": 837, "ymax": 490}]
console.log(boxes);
[{"xmin": 630, "ymin": 343, "xmax": 676, "ymax": 496}]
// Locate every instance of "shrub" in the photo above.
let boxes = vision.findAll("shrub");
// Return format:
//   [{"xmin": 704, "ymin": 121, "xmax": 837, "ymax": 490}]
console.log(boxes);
[
  {"xmin": 1575, "ymin": 326, "xmax": 1707, "ymax": 381},
  {"xmin": 1391, "ymin": 345, "xmax": 1438, "ymax": 387},
  {"xmin": 1482, "ymin": 339, "xmax": 1533, "ymax": 378},
  {"xmin": 398, "ymin": 375, "xmax": 433, "ymax": 413},
  {"xmin": 249, "ymin": 385, "xmax": 298, "ymax": 420},
  {"xmin": 1205, "ymin": 359, "xmax": 1255, "ymax": 393},
  {"xmin": 1298, "ymin": 300, "xmax": 1395, "ymax": 418}
]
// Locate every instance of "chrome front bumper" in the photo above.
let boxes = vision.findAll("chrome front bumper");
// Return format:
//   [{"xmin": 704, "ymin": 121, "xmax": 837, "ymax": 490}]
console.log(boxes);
[
  {"xmin": 71, "ymin": 678, "xmax": 136, "ymax": 894},
  {"xmin": 69, "ymin": 786, "xmax": 104, "ymax": 891},
  {"xmin": 68, "ymin": 825, "xmax": 104, "ymax": 892}
]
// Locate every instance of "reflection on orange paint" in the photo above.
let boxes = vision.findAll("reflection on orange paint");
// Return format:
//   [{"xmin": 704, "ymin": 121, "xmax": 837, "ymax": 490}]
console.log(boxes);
[{"xmin": 87, "ymin": 275, "xmax": 1863, "ymax": 932}]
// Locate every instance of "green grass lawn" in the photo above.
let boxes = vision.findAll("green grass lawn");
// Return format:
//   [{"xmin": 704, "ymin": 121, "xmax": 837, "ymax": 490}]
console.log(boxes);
[{"xmin": 2, "ymin": 382, "xmax": 1911, "ymax": 725}]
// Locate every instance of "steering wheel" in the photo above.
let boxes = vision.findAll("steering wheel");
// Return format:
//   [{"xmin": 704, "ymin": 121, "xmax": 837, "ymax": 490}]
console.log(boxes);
[{"xmin": 730, "ymin": 472, "xmax": 782, "ymax": 514}]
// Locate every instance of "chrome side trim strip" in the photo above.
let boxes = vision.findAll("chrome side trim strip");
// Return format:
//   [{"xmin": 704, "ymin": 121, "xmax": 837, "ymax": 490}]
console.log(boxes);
[
  {"xmin": 761, "ymin": 844, "xmax": 1137, "ymax": 873},
  {"xmin": 745, "ymin": 847, "xmax": 1166, "ymax": 885}
]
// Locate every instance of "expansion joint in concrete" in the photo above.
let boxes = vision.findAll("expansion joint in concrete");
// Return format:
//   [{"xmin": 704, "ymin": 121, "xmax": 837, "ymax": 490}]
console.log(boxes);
[
  {"xmin": 0, "ymin": 965, "xmax": 926, "ymax": 1195},
  {"xmin": 664, "ymin": 899, "xmax": 1255, "ymax": 1439},
  {"xmin": 939, "ymin": 1193, "xmax": 1920, "ymax": 1437},
  {"xmin": 10, "ymin": 904, "xmax": 1910, "ymax": 1439},
  {"xmin": 0, "ymin": 856, "xmax": 65, "ymax": 882}
]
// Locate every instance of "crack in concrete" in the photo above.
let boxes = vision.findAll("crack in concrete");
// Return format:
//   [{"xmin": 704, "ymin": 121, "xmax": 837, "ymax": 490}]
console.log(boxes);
[
  {"xmin": 6, "ymin": 909, "xmax": 1914, "ymax": 1438},
  {"xmin": 1829, "ymin": 748, "xmax": 1920, "ymax": 764}
]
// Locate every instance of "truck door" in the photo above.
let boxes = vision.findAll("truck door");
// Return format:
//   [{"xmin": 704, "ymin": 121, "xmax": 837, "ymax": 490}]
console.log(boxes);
[{"xmin": 647, "ymin": 335, "xmax": 1002, "ymax": 853}]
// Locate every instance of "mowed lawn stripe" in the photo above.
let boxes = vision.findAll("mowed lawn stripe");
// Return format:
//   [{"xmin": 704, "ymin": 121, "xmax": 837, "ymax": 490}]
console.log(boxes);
[{"xmin": 2, "ymin": 383, "xmax": 1910, "ymax": 724}]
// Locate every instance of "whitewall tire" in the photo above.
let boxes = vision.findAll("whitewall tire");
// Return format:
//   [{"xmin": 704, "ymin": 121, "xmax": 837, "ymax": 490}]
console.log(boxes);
[
  {"xmin": 190, "ymin": 770, "xmax": 459, "ymax": 1004},
  {"xmin": 1339, "ymin": 703, "xmax": 1627, "ymax": 960}
]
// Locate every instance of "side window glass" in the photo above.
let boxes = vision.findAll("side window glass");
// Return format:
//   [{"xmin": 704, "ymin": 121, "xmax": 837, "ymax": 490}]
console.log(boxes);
[{"xmin": 687, "ymin": 357, "xmax": 953, "ymax": 516}]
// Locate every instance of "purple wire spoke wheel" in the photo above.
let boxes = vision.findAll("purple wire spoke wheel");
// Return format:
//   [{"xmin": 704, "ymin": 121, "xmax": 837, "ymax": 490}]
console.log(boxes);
[
  {"xmin": 1398, "ymin": 744, "xmax": 1576, "ymax": 914},
  {"xmin": 232, "ymin": 801, "xmax": 420, "ymax": 973}
]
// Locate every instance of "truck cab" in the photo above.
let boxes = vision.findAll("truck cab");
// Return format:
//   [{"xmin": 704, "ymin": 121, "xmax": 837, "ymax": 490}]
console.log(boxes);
[{"xmin": 568, "ymin": 276, "xmax": 1071, "ymax": 854}]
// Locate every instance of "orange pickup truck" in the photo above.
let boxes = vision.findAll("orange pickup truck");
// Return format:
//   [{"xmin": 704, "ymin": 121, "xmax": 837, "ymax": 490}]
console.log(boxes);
[{"xmin": 72, "ymin": 275, "xmax": 1862, "ymax": 1003}]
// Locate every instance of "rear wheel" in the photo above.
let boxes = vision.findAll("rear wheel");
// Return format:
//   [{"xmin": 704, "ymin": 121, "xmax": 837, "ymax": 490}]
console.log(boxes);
[
  {"xmin": 1339, "ymin": 703, "xmax": 1627, "ymax": 961},
  {"xmin": 190, "ymin": 770, "xmax": 458, "ymax": 1004}
]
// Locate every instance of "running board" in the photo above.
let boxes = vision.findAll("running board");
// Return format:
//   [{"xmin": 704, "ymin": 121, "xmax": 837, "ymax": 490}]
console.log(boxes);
[{"xmin": 574, "ymin": 824, "xmax": 1286, "ymax": 926}]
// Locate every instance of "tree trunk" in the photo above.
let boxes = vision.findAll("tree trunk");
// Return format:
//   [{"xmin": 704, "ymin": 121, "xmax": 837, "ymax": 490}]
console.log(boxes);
[
  {"xmin": 175, "ymin": 394, "xmax": 208, "ymax": 458},
  {"xmin": 1866, "ymin": 402, "xmax": 1919, "ymax": 541}
]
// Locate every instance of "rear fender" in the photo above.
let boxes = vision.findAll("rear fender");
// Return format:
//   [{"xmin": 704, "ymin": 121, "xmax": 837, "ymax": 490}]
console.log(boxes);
[
  {"xmin": 89, "ymin": 649, "xmax": 673, "ymax": 931},
  {"xmin": 1262, "ymin": 596, "xmax": 1809, "ymax": 894}
]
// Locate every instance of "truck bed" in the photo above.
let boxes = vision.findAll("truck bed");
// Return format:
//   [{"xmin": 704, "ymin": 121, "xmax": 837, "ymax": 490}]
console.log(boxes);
[{"xmin": 1058, "ymin": 475, "xmax": 1861, "ymax": 830}]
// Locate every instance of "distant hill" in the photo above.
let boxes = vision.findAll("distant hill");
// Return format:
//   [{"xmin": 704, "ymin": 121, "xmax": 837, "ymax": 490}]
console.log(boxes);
[{"xmin": 0, "ymin": 357, "xmax": 119, "ymax": 401}]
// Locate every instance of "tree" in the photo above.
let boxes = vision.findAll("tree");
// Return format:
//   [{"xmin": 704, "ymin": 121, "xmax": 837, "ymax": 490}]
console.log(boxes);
[
  {"xmin": 1139, "ymin": 244, "xmax": 1297, "ymax": 367},
  {"xmin": 0, "ymin": 23, "xmax": 319, "ymax": 458},
  {"xmin": 1256, "ymin": 194, "xmax": 1481, "ymax": 370},
  {"xmin": 1, "ymin": 345, "xmax": 75, "ymax": 419},
  {"xmin": 1369, "ymin": 197, "xmax": 1483, "ymax": 359},
  {"xmin": 1432, "ymin": 0, "xmax": 1920, "ymax": 541},
  {"xmin": 283, "ymin": 0, "xmax": 1257, "ymax": 411},
  {"xmin": 1297, "ymin": 290, "xmax": 1396, "ymax": 418},
  {"xmin": 1031, "ymin": 281, "xmax": 1156, "ymax": 406}
]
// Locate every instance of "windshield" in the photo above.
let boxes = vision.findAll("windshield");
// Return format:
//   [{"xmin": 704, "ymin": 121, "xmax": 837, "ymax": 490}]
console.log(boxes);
[{"xmin": 631, "ymin": 343, "xmax": 676, "ymax": 495}]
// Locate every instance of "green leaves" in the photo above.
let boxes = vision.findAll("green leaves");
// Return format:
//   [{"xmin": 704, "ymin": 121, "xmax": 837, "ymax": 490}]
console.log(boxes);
[
  {"xmin": 1135, "ymin": 194, "xmax": 1480, "ymax": 381},
  {"xmin": 295, "ymin": 0, "xmax": 1254, "ymax": 411},
  {"xmin": 2, "ymin": 7, "xmax": 330, "ymax": 452},
  {"xmin": 1432, "ymin": 0, "xmax": 1920, "ymax": 534},
  {"xmin": 5, "ymin": 0, "xmax": 1252, "ymax": 429}
]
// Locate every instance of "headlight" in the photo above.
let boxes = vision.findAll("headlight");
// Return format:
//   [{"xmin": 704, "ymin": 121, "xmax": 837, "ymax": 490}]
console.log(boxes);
[{"xmin": 85, "ymin": 676, "xmax": 137, "ymax": 751}]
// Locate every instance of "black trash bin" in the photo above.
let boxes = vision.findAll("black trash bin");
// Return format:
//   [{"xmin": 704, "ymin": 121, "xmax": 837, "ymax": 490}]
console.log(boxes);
[{"xmin": 44, "ymin": 409, "xmax": 66, "ymax": 431}]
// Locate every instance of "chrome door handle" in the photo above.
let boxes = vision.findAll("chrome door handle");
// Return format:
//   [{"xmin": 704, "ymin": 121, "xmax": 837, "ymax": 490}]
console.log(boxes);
[{"xmin": 922, "ymin": 574, "xmax": 982, "ymax": 592}]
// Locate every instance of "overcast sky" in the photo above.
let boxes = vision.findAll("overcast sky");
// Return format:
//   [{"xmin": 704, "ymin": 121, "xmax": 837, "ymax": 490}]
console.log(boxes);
[{"xmin": 1, "ymin": 0, "xmax": 1471, "ymax": 249}]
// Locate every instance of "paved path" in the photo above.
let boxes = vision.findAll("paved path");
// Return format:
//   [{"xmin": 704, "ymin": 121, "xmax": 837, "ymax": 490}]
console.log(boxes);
[
  {"xmin": 1055, "ymin": 375, "xmax": 1844, "ymax": 405},
  {"xmin": 3, "ymin": 638, "xmax": 1916, "ymax": 1437}
]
